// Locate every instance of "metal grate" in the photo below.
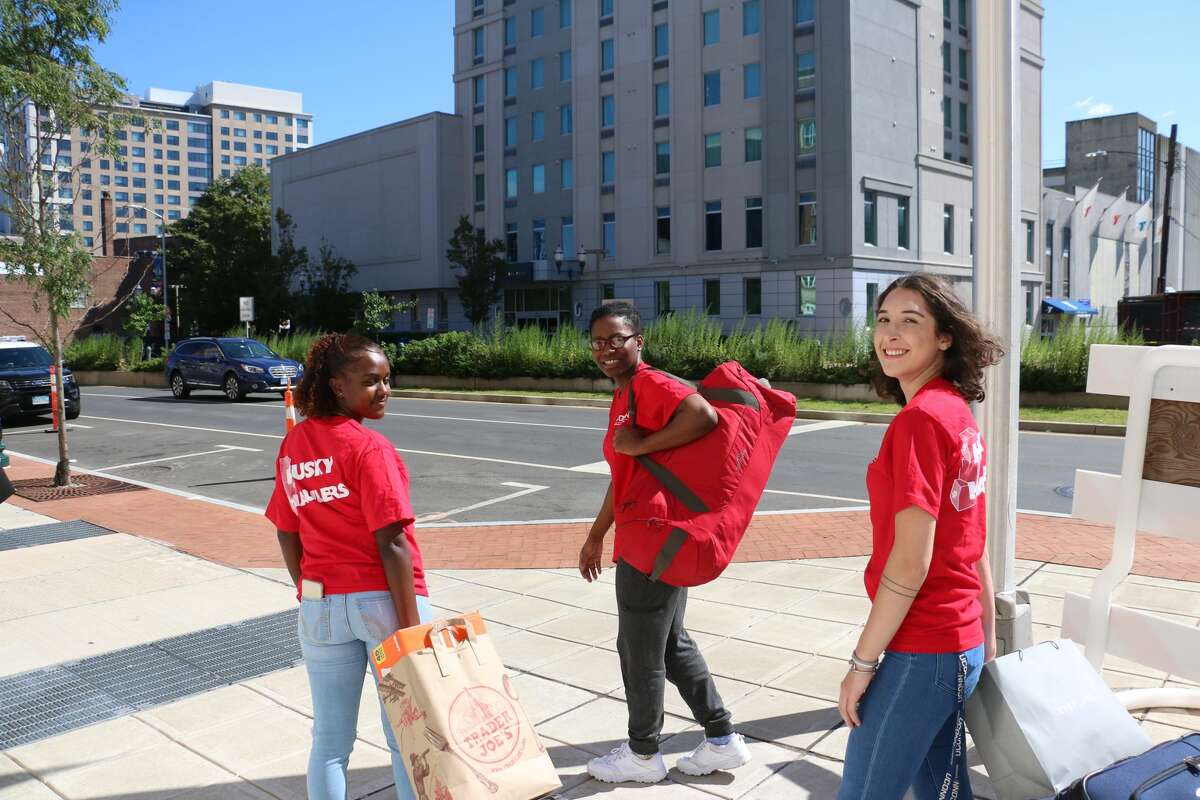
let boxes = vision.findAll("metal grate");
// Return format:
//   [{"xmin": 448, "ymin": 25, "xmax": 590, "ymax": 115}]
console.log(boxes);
[
  {"xmin": 0, "ymin": 519, "xmax": 116, "ymax": 551},
  {"xmin": 0, "ymin": 609, "xmax": 301, "ymax": 749},
  {"xmin": 9, "ymin": 477, "xmax": 145, "ymax": 503}
]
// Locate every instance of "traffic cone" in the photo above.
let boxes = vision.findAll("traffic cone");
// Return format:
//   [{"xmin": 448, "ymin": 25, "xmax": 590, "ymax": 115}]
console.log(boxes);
[
  {"xmin": 284, "ymin": 377, "xmax": 297, "ymax": 432},
  {"xmin": 45, "ymin": 365, "xmax": 60, "ymax": 434}
]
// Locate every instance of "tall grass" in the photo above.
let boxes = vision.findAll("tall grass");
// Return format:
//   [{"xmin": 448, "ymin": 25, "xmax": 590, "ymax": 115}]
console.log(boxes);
[
  {"xmin": 64, "ymin": 334, "xmax": 162, "ymax": 372},
  {"xmin": 218, "ymin": 325, "xmax": 324, "ymax": 363},
  {"xmin": 1020, "ymin": 320, "xmax": 1143, "ymax": 392}
]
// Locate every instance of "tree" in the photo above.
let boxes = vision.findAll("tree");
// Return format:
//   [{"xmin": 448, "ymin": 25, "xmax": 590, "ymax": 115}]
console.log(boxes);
[
  {"xmin": 446, "ymin": 215, "xmax": 505, "ymax": 326},
  {"xmin": 0, "ymin": 0, "xmax": 129, "ymax": 485},
  {"xmin": 293, "ymin": 232, "xmax": 357, "ymax": 332},
  {"xmin": 169, "ymin": 166, "xmax": 294, "ymax": 334},
  {"xmin": 121, "ymin": 289, "xmax": 165, "ymax": 339},
  {"xmin": 355, "ymin": 290, "xmax": 413, "ymax": 338}
]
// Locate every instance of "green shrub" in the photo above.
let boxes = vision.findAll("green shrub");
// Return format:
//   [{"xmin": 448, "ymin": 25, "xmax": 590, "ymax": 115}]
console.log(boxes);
[
  {"xmin": 65, "ymin": 334, "xmax": 163, "ymax": 372},
  {"xmin": 1020, "ymin": 321, "xmax": 1143, "ymax": 392}
]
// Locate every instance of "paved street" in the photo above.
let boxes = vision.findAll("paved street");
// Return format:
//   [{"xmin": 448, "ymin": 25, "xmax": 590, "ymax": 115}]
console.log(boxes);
[{"xmin": 1, "ymin": 386, "xmax": 1122, "ymax": 521}]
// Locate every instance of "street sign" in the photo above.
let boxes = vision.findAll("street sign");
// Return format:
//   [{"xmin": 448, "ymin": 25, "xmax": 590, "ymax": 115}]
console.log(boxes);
[{"xmin": 239, "ymin": 296, "xmax": 255, "ymax": 323}]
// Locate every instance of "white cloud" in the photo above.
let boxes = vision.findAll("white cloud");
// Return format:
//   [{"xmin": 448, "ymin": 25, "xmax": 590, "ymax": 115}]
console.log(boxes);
[
  {"xmin": 1161, "ymin": 110, "xmax": 1177, "ymax": 120},
  {"xmin": 1072, "ymin": 97, "xmax": 1114, "ymax": 116}
]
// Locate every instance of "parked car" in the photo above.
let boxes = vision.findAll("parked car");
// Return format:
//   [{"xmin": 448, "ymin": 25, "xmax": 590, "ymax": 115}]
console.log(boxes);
[
  {"xmin": 165, "ymin": 337, "xmax": 304, "ymax": 401},
  {"xmin": 0, "ymin": 336, "xmax": 82, "ymax": 421}
]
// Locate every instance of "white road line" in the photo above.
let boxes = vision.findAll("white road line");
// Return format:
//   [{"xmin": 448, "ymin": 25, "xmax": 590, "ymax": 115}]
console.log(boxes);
[
  {"xmin": 416, "ymin": 482, "xmax": 549, "ymax": 523},
  {"xmin": 569, "ymin": 460, "xmax": 611, "ymax": 474},
  {"xmin": 97, "ymin": 444, "xmax": 263, "ymax": 472},
  {"xmin": 788, "ymin": 420, "xmax": 861, "ymax": 436},
  {"xmin": 395, "ymin": 447, "xmax": 579, "ymax": 473},
  {"xmin": 763, "ymin": 488, "xmax": 870, "ymax": 504},
  {"xmin": 80, "ymin": 415, "xmax": 285, "ymax": 440}
]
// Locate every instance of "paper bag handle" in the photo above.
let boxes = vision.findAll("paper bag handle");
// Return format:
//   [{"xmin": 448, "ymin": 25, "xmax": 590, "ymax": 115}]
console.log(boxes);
[{"xmin": 428, "ymin": 616, "xmax": 486, "ymax": 677}]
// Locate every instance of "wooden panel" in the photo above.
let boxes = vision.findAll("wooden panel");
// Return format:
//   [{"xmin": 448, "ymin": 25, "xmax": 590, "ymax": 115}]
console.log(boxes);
[{"xmin": 1144, "ymin": 399, "xmax": 1200, "ymax": 487}]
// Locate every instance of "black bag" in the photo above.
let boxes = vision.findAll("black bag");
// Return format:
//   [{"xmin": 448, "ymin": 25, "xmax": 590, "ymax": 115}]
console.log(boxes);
[
  {"xmin": 1051, "ymin": 732, "xmax": 1200, "ymax": 799},
  {"xmin": 0, "ymin": 466, "xmax": 13, "ymax": 504}
]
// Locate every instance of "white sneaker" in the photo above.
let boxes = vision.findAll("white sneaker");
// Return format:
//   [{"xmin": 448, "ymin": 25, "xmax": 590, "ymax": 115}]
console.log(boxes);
[
  {"xmin": 586, "ymin": 742, "xmax": 668, "ymax": 784},
  {"xmin": 674, "ymin": 734, "xmax": 753, "ymax": 776}
]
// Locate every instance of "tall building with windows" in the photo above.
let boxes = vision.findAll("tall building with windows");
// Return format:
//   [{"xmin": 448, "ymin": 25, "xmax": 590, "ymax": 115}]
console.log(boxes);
[
  {"xmin": 455, "ymin": 0, "xmax": 1045, "ymax": 331},
  {"xmin": 49, "ymin": 81, "xmax": 311, "ymax": 253}
]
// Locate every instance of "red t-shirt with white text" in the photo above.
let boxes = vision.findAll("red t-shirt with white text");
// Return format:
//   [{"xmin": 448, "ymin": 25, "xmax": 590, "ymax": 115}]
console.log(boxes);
[
  {"xmin": 864, "ymin": 378, "xmax": 987, "ymax": 653},
  {"xmin": 265, "ymin": 416, "xmax": 428, "ymax": 597},
  {"xmin": 604, "ymin": 363, "xmax": 695, "ymax": 573}
]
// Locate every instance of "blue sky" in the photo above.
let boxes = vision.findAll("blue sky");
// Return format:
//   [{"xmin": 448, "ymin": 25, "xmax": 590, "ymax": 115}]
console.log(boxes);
[{"xmin": 94, "ymin": 1, "xmax": 1196, "ymax": 161}]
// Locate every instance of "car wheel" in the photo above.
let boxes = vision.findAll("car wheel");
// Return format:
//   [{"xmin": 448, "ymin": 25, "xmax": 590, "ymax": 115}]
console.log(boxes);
[
  {"xmin": 66, "ymin": 403, "xmax": 81, "ymax": 421},
  {"xmin": 223, "ymin": 373, "xmax": 246, "ymax": 402},
  {"xmin": 170, "ymin": 371, "xmax": 191, "ymax": 399}
]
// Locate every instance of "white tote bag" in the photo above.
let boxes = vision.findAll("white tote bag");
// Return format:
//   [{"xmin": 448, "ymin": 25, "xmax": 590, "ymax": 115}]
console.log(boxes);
[{"xmin": 964, "ymin": 639, "xmax": 1150, "ymax": 800}]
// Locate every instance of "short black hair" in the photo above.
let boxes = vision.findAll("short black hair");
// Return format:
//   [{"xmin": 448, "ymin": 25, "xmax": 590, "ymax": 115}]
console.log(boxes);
[{"xmin": 589, "ymin": 302, "xmax": 642, "ymax": 335}]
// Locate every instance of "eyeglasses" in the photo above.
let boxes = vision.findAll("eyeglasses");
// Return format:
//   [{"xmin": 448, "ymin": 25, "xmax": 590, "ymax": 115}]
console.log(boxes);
[{"xmin": 589, "ymin": 333, "xmax": 636, "ymax": 352}]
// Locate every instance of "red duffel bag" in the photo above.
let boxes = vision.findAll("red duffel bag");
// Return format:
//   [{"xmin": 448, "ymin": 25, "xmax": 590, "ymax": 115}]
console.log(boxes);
[{"xmin": 614, "ymin": 361, "xmax": 796, "ymax": 586}]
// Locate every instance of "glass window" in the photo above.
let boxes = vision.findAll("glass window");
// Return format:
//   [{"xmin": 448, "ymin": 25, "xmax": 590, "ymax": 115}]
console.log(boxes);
[
  {"xmin": 561, "ymin": 157, "xmax": 573, "ymax": 189},
  {"xmin": 655, "ymin": 82, "xmax": 669, "ymax": 117},
  {"xmin": 1062, "ymin": 226, "xmax": 1072, "ymax": 296},
  {"xmin": 705, "ymin": 133, "xmax": 721, "ymax": 167},
  {"xmin": 655, "ymin": 141, "xmax": 670, "ymax": 174},
  {"xmin": 504, "ymin": 117, "xmax": 517, "ymax": 147},
  {"xmin": 560, "ymin": 50, "xmax": 572, "ymax": 81},
  {"xmin": 560, "ymin": 104, "xmax": 573, "ymax": 134},
  {"xmin": 473, "ymin": 76, "xmax": 485, "ymax": 105},
  {"xmin": 601, "ymin": 39, "xmax": 614, "ymax": 72},
  {"xmin": 532, "ymin": 164, "xmax": 546, "ymax": 193},
  {"xmin": 797, "ymin": 118, "xmax": 816, "ymax": 153},
  {"xmin": 943, "ymin": 204, "xmax": 955, "ymax": 253},
  {"xmin": 601, "ymin": 150, "xmax": 615, "ymax": 184},
  {"xmin": 705, "ymin": 279, "xmax": 721, "ymax": 315},
  {"xmin": 944, "ymin": 97, "xmax": 952, "ymax": 129},
  {"xmin": 959, "ymin": 47, "xmax": 968, "ymax": 79},
  {"xmin": 234, "ymin": 111, "xmax": 246, "ymax": 121},
  {"xmin": 656, "ymin": 206, "xmax": 671, "ymax": 255},
  {"xmin": 601, "ymin": 95, "xmax": 614, "ymax": 127},
  {"xmin": 942, "ymin": 42, "xmax": 951, "ymax": 73},
  {"xmin": 474, "ymin": 173, "xmax": 485, "ymax": 203},
  {"xmin": 959, "ymin": 100, "xmax": 968, "ymax": 134},
  {"xmin": 505, "ymin": 67, "xmax": 518, "ymax": 97},
  {"xmin": 655, "ymin": 281, "xmax": 671, "ymax": 316},
  {"xmin": 959, "ymin": 0, "xmax": 968, "ymax": 26},
  {"xmin": 867, "ymin": 282, "xmax": 880, "ymax": 322},
  {"xmin": 704, "ymin": 71, "xmax": 721, "ymax": 106},
  {"xmin": 1045, "ymin": 221, "xmax": 1054, "ymax": 292},
  {"xmin": 705, "ymin": 200, "xmax": 722, "ymax": 251},
  {"xmin": 745, "ymin": 197, "xmax": 763, "ymax": 248},
  {"xmin": 1025, "ymin": 219, "xmax": 1035, "ymax": 263},
  {"xmin": 561, "ymin": 215, "xmax": 574, "ymax": 258},
  {"xmin": 473, "ymin": 27, "xmax": 485, "ymax": 58},
  {"xmin": 603, "ymin": 283, "xmax": 615, "ymax": 300},
  {"xmin": 166, "ymin": 119, "xmax": 180, "ymax": 129},
  {"xmin": 602, "ymin": 212, "xmax": 615, "ymax": 257},
  {"xmin": 600, "ymin": 0, "xmax": 612, "ymax": 17},
  {"xmin": 744, "ymin": 63, "xmax": 761, "ymax": 99},
  {"xmin": 743, "ymin": 0, "xmax": 760, "ymax": 35},
  {"xmin": 796, "ymin": 52, "xmax": 815, "ymax": 88},
  {"xmin": 506, "ymin": 222, "xmax": 519, "ymax": 261},
  {"xmin": 864, "ymin": 191, "xmax": 877, "ymax": 245},
  {"xmin": 795, "ymin": 0, "xmax": 814, "ymax": 22},
  {"xmin": 744, "ymin": 127, "xmax": 762, "ymax": 162},
  {"xmin": 745, "ymin": 277, "xmax": 762, "ymax": 315},
  {"xmin": 504, "ymin": 16, "xmax": 517, "ymax": 45},
  {"xmin": 531, "ymin": 110, "xmax": 545, "ymax": 140},
  {"xmin": 897, "ymin": 196, "xmax": 910, "ymax": 249},
  {"xmin": 531, "ymin": 6, "xmax": 544, "ymax": 36},
  {"xmin": 944, "ymin": 0, "xmax": 952, "ymax": 18},
  {"xmin": 506, "ymin": 168, "xmax": 518, "ymax": 198},
  {"xmin": 654, "ymin": 24, "xmax": 668, "ymax": 58},
  {"xmin": 474, "ymin": 124, "xmax": 485, "ymax": 154},
  {"xmin": 703, "ymin": 10, "xmax": 719, "ymax": 45},
  {"xmin": 560, "ymin": 0, "xmax": 571, "ymax": 27},
  {"xmin": 532, "ymin": 218, "xmax": 546, "ymax": 259},
  {"xmin": 797, "ymin": 273, "xmax": 816, "ymax": 315},
  {"xmin": 531, "ymin": 58, "xmax": 544, "ymax": 89}
]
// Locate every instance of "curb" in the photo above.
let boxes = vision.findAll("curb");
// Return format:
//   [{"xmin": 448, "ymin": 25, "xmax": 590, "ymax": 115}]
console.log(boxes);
[{"xmin": 390, "ymin": 390, "xmax": 1126, "ymax": 436}]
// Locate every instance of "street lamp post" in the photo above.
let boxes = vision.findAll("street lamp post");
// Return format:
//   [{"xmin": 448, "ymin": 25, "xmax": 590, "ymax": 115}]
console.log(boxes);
[{"xmin": 122, "ymin": 204, "xmax": 169, "ymax": 350}]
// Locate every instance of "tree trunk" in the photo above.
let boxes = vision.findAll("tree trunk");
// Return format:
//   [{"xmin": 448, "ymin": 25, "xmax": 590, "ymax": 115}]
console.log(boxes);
[{"xmin": 49, "ymin": 311, "xmax": 71, "ymax": 487}]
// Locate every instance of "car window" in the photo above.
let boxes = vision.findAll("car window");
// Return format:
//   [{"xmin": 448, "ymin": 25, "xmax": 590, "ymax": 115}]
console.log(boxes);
[
  {"xmin": 201, "ymin": 345, "xmax": 222, "ymax": 359},
  {"xmin": 174, "ymin": 342, "xmax": 199, "ymax": 356},
  {"xmin": 0, "ymin": 346, "xmax": 52, "ymax": 369},
  {"xmin": 218, "ymin": 340, "xmax": 278, "ymax": 359}
]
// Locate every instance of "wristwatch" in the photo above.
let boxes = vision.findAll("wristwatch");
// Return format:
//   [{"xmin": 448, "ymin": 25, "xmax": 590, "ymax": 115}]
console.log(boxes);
[{"xmin": 848, "ymin": 652, "xmax": 880, "ymax": 673}]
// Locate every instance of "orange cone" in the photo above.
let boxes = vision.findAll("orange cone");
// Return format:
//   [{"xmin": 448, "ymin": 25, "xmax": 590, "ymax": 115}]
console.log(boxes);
[
  {"xmin": 284, "ymin": 376, "xmax": 297, "ymax": 432},
  {"xmin": 49, "ymin": 364, "xmax": 59, "ymax": 432}
]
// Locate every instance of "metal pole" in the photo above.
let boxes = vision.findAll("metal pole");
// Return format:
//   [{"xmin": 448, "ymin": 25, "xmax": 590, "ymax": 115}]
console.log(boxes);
[
  {"xmin": 1157, "ymin": 124, "xmax": 1178, "ymax": 294},
  {"xmin": 161, "ymin": 218, "xmax": 170, "ymax": 350},
  {"xmin": 972, "ymin": 0, "xmax": 1032, "ymax": 655}
]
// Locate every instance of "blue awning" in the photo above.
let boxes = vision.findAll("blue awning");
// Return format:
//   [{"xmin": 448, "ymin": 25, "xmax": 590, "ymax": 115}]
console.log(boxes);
[{"xmin": 1042, "ymin": 298, "xmax": 1099, "ymax": 315}]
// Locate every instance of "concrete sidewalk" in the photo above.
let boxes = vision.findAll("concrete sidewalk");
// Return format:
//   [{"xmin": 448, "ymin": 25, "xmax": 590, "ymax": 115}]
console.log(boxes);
[{"xmin": 2, "ymin": 487, "xmax": 1198, "ymax": 798}]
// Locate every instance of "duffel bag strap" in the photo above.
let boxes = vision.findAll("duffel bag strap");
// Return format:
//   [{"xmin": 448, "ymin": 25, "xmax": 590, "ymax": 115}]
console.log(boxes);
[
  {"xmin": 626, "ymin": 371, "xmax": 711, "ymax": 514},
  {"xmin": 650, "ymin": 528, "xmax": 689, "ymax": 582}
]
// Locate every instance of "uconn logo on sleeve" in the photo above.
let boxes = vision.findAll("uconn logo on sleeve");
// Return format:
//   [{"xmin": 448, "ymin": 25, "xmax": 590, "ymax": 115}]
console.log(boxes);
[
  {"xmin": 280, "ymin": 456, "xmax": 350, "ymax": 510},
  {"xmin": 949, "ymin": 429, "xmax": 986, "ymax": 512}
]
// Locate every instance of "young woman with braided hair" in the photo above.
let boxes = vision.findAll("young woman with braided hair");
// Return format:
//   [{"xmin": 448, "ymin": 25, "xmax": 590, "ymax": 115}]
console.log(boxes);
[{"xmin": 266, "ymin": 332, "xmax": 430, "ymax": 800}]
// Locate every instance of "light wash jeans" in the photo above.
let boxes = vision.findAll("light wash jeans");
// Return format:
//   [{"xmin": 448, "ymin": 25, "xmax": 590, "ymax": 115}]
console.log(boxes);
[
  {"xmin": 837, "ymin": 644, "xmax": 985, "ymax": 800},
  {"xmin": 298, "ymin": 591, "xmax": 434, "ymax": 800}
]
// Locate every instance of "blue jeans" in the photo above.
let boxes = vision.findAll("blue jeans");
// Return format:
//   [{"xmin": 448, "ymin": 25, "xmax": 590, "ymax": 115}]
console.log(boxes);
[
  {"xmin": 299, "ymin": 591, "xmax": 434, "ymax": 800},
  {"xmin": 837, "ymin": 644, "xmax": 985, "ymax": 800}
]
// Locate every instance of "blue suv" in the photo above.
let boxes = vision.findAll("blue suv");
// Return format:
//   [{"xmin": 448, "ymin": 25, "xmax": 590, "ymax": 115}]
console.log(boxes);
[
  {"xmin": 0, "ymin": 337, "xmax": 81, "ymax": 420},
  {"xmin": 165, "ymin": 337, "xmax": 303, "ymax": 401}
]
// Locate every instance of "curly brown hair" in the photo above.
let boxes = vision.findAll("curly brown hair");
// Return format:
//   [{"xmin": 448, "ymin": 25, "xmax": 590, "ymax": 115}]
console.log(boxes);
[
  {"xmin": 869, "ymin": 273, "xmax": 1005, "ymax": 406},
  {"xmin": 294, "ymin": 333, "xmax": 385, "ymax": 418}
]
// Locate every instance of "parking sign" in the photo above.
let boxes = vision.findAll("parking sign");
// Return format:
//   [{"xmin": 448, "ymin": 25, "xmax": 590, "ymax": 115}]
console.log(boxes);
[{"xmin": 239, "ymin": 296, "xmax": 255, "ymax": 323}]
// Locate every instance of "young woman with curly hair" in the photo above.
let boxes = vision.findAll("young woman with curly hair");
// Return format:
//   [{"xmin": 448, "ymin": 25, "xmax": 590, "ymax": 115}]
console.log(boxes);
[
  {"xmin": 837, "ymin": 273, "xmax": 1005, "ymax": 800},
  {"xmin": 265, "ymin": 333, "xmax": 429, "ymax": 800}
]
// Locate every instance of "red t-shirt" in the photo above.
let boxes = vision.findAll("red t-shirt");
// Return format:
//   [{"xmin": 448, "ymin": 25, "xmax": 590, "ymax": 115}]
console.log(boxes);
[
  {"xmin": 604, "ymin": 363, "xmax": 695, "ymax": 573},
  {"xmin": 864, "ymin": 378, "xmax": 987, "ymax": 653},
  {"xmin": 265, "ymin": 416, "xmax": 428, "ymax": 597}
]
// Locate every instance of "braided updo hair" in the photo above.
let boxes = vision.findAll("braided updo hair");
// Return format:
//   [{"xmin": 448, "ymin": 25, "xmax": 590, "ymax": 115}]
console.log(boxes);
[{"xmin": 295, "ymin": 333, "xmax": 386, "ymax": 418}]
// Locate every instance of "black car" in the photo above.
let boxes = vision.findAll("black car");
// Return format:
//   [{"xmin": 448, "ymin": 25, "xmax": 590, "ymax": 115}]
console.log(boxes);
[
  {"xmin": 0, "ymin": 338, "xmax": 82, "ymax": 421},
  {"xmin": 165, "ymin": 337, "xmax": 304, "ymax": 401}
]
